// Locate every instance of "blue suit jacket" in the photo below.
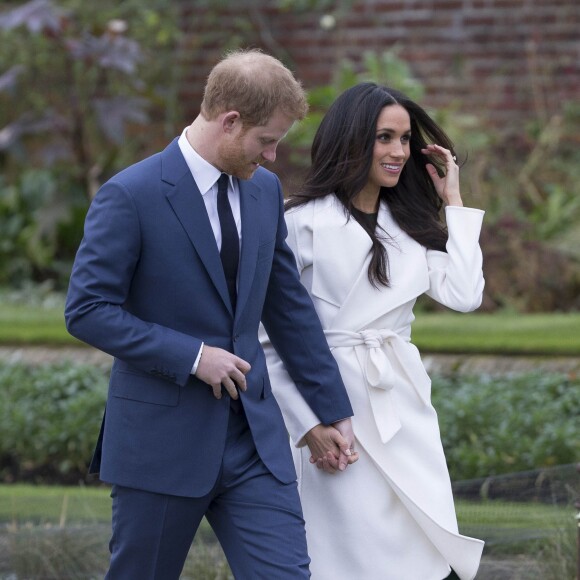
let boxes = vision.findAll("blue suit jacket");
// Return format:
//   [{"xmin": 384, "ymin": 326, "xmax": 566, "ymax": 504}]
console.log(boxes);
[{"xmin": 65, "ymin": 138, "xmax": 353, "ymax": 498}]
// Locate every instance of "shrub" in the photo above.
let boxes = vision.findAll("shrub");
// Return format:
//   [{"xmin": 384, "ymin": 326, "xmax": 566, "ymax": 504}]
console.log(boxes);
[
  {"xmin": 433, "ymin": 372, "xmax": 580, "ymax": 480},
  {"xmin": 1, "ymin": 361, "xmax": 579, "ymax": 486},
  {"xmin": 0, "ymin": 361, "xmax": 108, "ymax": 483},
  {"xmin": 0, "ymin": 0, "xmax": 182, "ymax": 288},
  {"xmin": 479, "ymin": 217, "xmax": 580, "ymax": 312}
]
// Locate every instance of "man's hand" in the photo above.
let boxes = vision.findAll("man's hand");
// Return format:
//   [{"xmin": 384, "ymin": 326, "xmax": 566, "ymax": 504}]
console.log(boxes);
[
  {"xmin": 195, "ymin": 345, "xmax": 251, "ymax": 400},
  {"xmin": 304, "ymin": 422, "xmax": 358, "ymax": 474}
]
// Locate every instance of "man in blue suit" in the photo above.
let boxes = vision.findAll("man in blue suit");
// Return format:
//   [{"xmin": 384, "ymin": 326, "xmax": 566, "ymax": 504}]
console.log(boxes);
[{"xmin": 65, "ymin": 48, "xmax": 356, "ymax": 579}]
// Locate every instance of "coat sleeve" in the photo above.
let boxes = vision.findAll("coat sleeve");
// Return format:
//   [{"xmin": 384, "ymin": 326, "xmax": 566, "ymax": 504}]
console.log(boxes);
[
  {"xmin": 259, "ymin": 326, "xmax": 320, "ymax": 447},
  {"xmin": 260, "ymin": 205, "xmax": 342, "ymax": 447},
  {"xmin": 425, "ymin": 206, "xmax": 485, "ymax": 312},
  {"xmin": 260, "ymin": 195, "xmax": 353, "ymax": 437}
]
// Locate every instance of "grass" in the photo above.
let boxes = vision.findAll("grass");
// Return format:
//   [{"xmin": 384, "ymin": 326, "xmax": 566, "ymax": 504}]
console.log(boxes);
[
  {"xmin": 456, "ymin": 499, "xmax": 576, "ymax": 546},
  {"xmin": 0, "ymin": 484, "xmax": 232, "ymax": 579},
  {"xmin": 412, "ymin": 311, "xmax": 580, "ymax": 355},
  {"xmin": 456, "ymin": 499, "xmax": 570, "ymax": 530},
  {"xmin": 2, "ymin": 302, "xmax": 580, "ymax": 354},
  {"xmin": 0, "ymin": 485, "xmax": 576, "ymax": 579},
  {"xmin": 0, "ymin": 484, "xmax": 111, "ymax": 525},
  {"xmin": 1, "ymin": 484, "xmax": 573, "ymax": 539},
  {"xmin": 0, "ymin": 304, "xmax": 80, "ymax": 346}
]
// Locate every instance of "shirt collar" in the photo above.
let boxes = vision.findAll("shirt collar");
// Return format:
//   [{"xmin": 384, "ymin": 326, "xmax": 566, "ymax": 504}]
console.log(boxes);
[{"xmin": 177, "ymin": 127, "xmax": 225, "ymax": 196}]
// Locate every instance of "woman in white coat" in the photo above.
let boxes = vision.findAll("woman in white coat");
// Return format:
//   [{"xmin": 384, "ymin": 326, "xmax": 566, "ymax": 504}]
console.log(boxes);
[{"xmin": 260, "ymin": 83, "xmax": 485, "ymax": 579}]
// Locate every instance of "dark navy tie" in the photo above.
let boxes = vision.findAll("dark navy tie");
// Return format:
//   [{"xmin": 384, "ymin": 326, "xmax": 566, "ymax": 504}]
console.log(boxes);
[
  {"xmin": 216, "ymin": 173, "xmax": 239, "ymax": 312},
  {"xmin": 217, "ymin": 173, "xmax": 242, "ymax": 412}
]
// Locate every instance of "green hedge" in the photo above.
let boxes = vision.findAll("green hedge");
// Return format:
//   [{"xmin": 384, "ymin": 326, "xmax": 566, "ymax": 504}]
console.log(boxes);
[
  {"xmin": 433, "ymin": 372, "xmax": 580, "ymax": 480},
  {"xmin": 0, "ymin": 361, "xmax": 578, "ymax": 483},
  {"xmin": 0, "ymin": 362, "xmax": 107, "ymax": 483}
]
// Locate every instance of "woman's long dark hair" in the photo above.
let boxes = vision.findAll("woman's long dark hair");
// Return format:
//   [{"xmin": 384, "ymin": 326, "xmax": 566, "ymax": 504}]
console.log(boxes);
[{"xmin": 286, "ymin": 83, "xmax": 453, "ymax": 287}]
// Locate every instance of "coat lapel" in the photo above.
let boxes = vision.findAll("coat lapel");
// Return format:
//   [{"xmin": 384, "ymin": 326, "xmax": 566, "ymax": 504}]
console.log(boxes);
[
  {"xmin": 311, "ymin": 195, "xmax": 371, "ymax": 308},
  {"xmin": 235, "ymin": 179, "xmax": 260, "ymax": 320},
  {"xmin": 161, "ymin": 140, "xmax": 232, "ymax": 314},
  {"xmin": 311, "ymin": 195, "xmax": 430, "ymax": 332}
]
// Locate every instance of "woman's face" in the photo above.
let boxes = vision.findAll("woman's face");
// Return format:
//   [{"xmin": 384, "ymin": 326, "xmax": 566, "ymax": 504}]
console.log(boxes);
[{"xmin": 362, "ymin": 104, "xmax": 411, "ymax": 196}]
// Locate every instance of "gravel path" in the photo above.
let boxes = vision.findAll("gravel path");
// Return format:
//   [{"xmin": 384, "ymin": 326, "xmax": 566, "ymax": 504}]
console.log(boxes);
[{"xmin": 1, "ymin": 345, "xmax": 579, "ymax": 376}]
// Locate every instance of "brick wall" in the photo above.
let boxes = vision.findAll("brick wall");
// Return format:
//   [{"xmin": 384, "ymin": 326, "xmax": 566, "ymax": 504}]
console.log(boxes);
[{"xmin": 177, "ymin": 0, "xmax": 579, "ymax": 127}]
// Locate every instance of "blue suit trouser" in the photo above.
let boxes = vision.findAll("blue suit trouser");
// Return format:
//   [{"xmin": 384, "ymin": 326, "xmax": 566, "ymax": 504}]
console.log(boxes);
[{"xmin": 104, "ymin": 406, "xmax": 310, "ymax": 579}]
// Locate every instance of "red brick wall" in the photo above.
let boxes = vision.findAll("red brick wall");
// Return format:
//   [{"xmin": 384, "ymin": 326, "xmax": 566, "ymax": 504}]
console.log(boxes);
[{"xmin": 177, "ymin": 0, "xmax": 579, "ymax": 126}]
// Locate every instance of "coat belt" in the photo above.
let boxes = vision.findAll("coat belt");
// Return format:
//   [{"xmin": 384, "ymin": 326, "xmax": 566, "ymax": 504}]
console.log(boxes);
[{"xmin": 324, "ymin": 329, "xmax": 431, "ymax": 444}]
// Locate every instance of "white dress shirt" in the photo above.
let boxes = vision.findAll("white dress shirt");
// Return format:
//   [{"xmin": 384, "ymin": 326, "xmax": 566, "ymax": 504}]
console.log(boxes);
[{"xmin": 177, "ymin": 128, "xmax": 242, "ymax": 374}]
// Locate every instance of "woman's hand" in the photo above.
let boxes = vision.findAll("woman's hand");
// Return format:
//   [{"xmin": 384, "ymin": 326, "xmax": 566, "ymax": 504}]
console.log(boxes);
[
  {"xmin": 304, "ymin": 424, "xmax": 358, "ymax": 474},
  {"xmin": 421, "ymin": 143, "xmax": 463, "ymax": 207}
]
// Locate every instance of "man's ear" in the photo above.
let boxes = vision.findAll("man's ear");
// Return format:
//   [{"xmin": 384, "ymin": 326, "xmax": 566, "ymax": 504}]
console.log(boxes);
[{"xmin": 222, "ymin": 111, "xmax": 241, "ymax": 134}]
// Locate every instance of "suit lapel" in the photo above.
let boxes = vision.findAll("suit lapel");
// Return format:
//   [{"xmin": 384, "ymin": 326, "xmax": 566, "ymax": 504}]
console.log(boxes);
[
  {"xmin": 161, "ymin": 140, "xmax": 232, "ymax": 314},
  {"xmin": 235, "ymin": 179, "xmax": 260, "ymax": 320}
]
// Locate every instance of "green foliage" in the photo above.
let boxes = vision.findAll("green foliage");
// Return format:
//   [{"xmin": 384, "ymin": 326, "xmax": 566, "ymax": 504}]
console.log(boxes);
[
  {"xmin": 0, "ymin": 169, "xmax": 86, "ymax": 286},
  {"xmin": 0, "ymin": 3, "xmax": 578, "ymax": 310},
  {"xmin": 465, "ymin": 103, "xmax": 580, "ymax": 252},
  {"xmin": 0, "ymin": 362, "xmax": 577, "ymax": 575},
  {"xmin": 529, "ymin": 182, "xmax": 580, "ymax": 241},
  {"xmin": 432, "ymin": 372, "xmax": 580, "ymax": 480},
  {"xmin": 0, "ymin": 0, "xmax": 182, "ymax": 288},
  {"xmin": 1, "ymin": 358, "xmax": 578, "ymax": 486},
  {"xmin": 0, "ymin": 361, "xmax": 108, "ymax": 482},
  {"xmin": 0, "ymin": 1, "xmax": 164, "ymax": 183}
]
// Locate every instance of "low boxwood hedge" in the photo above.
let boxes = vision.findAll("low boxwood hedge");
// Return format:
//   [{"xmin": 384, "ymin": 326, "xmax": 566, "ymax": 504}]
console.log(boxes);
[
  {"xmin": 0, "ymin": 361, "xmax": 107, "ymax": 483},
  {"xmin": 0, "ymin": 361, "xmax": 578, "ymax": 484},
  {"xmin": 433, "ymin": 371, "xmax": 580, "ymax": 480}
]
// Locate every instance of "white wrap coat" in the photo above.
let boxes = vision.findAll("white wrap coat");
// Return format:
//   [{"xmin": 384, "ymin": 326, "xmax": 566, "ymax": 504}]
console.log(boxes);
[{"xmin": 261, "ymin": 194, "xmax": 485, "ymax": 580}]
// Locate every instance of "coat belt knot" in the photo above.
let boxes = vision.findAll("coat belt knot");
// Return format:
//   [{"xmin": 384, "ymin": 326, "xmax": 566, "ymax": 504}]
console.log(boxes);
[
  {"xmin": 325, "ymin": 328, "xmax": 431, "ymax": 444},
  {"xmin": 358, "ymin": 328, "xmax": 397, "ymax": 391}
]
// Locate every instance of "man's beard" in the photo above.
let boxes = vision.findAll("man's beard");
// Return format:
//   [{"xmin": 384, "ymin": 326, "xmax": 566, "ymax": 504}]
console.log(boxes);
[{"xmin": 217, "ymin": 137, "xmax": 261, "ymax": 180}]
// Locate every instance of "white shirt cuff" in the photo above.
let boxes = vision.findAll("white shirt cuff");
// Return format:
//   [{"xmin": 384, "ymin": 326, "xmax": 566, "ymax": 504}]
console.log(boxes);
[{"xmin": 191, "ymin": 343, "xmax": 204, "ymax": 375}]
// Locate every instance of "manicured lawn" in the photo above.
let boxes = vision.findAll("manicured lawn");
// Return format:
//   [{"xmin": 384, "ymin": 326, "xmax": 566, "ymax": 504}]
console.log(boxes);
[
  {"xmin": 1, "ymin": 302, "xmax": 580, "ymax": 355},
  {"xmin": 456, "ymin": 499, "xmax": 574, "ymax": 545},
  {"xmin": 413, "ymin": 312, "xmax": 580, "ymax": 355},
  {"xmin": 0, "ymin": 303, "xmax": 80, "ymax": 346},
  {"xmin": 0, "ymin": 485, "xmax": 229, "ymax": 578},
  {"xmin": 1, "ymin": 484, "xmax": 571, "ymax": 545},
  {"xmin": 0, "ymin": 484, "xmax": 111, "ymax": 524}
]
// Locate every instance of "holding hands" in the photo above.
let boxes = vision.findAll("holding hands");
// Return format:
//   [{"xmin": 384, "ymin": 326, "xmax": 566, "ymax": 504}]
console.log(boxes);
[
  {"xmin": 197, "ymin": 347, "xmax": 359, "ymax": 475},
  {"xmin": 304, "ymin": 418, "xmax": 359, "ymax": 474}
]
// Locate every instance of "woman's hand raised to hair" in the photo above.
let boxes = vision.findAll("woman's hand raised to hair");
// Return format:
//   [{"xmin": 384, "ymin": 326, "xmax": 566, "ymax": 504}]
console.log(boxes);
[{"xmin": 422, "ymin": 143, "xmax": 463, "ymax": 207}]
